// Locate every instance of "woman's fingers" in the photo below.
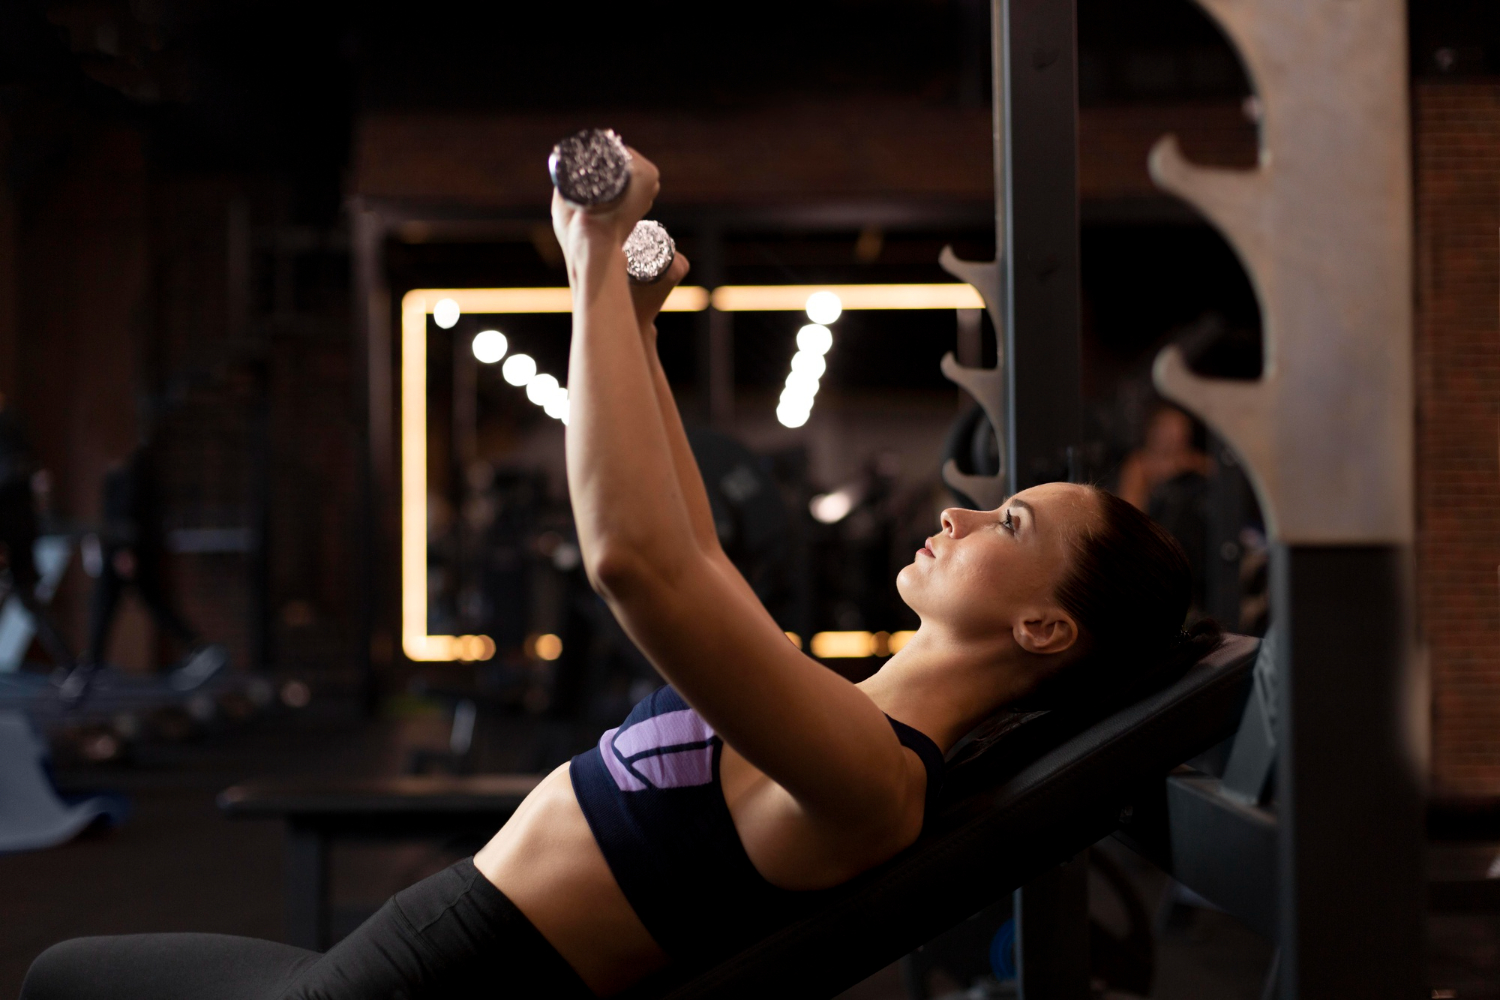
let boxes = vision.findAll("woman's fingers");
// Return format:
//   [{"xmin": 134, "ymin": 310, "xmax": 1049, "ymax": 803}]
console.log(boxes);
[
  {"xmin": 552, "ymin": 145, "xmax": 664, "ymax": 277},
  {"xmin": 551, "ymin": 189, "xmax": 575, "ymax": 247},
  {"xmin": 617, "ymin": 147, "xmax": 660, "ymax": 229},
  {"xmin": 662, "ymin": 251, "xmax": 690, "ymax": 286},
  {"xmin": 631, "ymin": 252, "xmax": 692, "ymax": 330}
]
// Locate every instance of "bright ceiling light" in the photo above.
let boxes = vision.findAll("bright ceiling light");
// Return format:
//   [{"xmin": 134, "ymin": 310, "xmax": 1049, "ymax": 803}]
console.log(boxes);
[
  {"xmin": 785, "ymin": 369, "xmax": 820, "ymax": 396},
  {"xmin": 502, "ymin": 353, "xmax": 536, "ymax": 386},
  {"xmin": 805, "ymin": 291, "xmax": 843, "ymax": 325},
  {"xmin": 777, "ymin": 403, "xmax": 810, "ymax": 428},
  {"xmin": 790, "ymin": 351, "xmax": 826, "ymax": 378},
  {"xmin": 472, "ymin": 329, "xmax": 508, "ymax": 364},
  {"xmin": 780, "ymin": 322, "xmax": 832, "ymax": 427},
  {"xmin": 809, "ymin": 490, "xmax": 855, "ymax": 524},
  {"xmin": 796, "ymin": 324, "xmax": 833, "ymax": 355},
  {"xmin": 433, "ymin": 298, "xmax": 461, "ymax": 329},
  {"xmin": 543, "ymin": 389, "xmax": 569, "ymax": 420},
  {"xmin": 527, "ymin": 373, "xmax": 560, "ymax": 406}
]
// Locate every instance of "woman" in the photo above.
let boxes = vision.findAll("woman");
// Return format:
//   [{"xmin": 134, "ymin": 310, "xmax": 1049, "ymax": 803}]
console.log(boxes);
[{"xmin": 21, "ymin": 150, "xmax": 1214, "ymax": 1000}]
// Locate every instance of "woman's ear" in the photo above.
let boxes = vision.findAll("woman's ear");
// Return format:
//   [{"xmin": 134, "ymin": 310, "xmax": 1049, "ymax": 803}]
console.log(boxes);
[{"xmin": 1013, "ymin": 610, "xmax": 1079, "ymax": 656}]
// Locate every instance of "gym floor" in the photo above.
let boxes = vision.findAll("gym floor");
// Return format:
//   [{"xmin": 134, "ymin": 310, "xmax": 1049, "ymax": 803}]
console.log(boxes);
[{"xmin": 1, "ymin": 706, "xmax": 1493, "ymax": 1000}]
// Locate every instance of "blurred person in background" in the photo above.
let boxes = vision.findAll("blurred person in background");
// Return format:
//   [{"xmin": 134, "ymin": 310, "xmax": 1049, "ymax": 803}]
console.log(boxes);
[
  {"xmin": 82, "ymin": 443, "xmax": 202, "ymax": 672},
  {"xmin": 1117, "ymin": 404, "xmax": 1211, "ymax": 612},
  {"xmin": 0, "ymin": 392, "xmax": 75, "ymax": 671}
]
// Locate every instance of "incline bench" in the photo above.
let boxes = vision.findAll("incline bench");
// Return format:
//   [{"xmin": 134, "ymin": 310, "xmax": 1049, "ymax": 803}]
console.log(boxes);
[{"xmin": 627, "ymin": 633, "xmax": 1261, "ymax": 999}]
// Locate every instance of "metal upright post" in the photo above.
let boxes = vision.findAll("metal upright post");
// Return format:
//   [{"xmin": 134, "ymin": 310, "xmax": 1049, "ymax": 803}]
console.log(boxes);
[
  {"xmin": 1001, "ymin": 0, "xmax": 1081, "ymax": 491},
  {"xmin": 352, "ymin": 202, "xmax": 392, "ymax": 712},
  {"xmin": 1116, "ymin": 2, "xmax": 1423, "ymax": 996},
  {"xmin": 284, "ymin": 820, "xmax": 329, "ymax": 949},
  {"xmin": 1205, "ymin": 434, "xmax": 1247, "ymax": 628},
  {"xmin": 996, "ymin": 1, "xmax": 1087, "ymax": 995},
  {"xmin": 1014, "ymin": 853, "xmax": 1091, "ymax": 1000},
  {"xmin": 694, "ymin": 222, "xmax": 730, "ymax": 427},
  {"xmin": 1274, "ymin": 546, "xmax": 1423, "ymax": 999}
]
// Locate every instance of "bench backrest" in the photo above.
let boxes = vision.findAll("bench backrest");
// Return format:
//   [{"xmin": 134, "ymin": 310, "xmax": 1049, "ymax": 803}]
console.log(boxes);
[{"xmin": 632, "ymin": 633, "xmax": 1259, "ymax": 1000}]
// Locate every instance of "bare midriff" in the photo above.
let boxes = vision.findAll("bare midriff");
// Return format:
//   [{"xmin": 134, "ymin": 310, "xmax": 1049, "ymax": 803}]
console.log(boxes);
[
  {"xmin": 473, "ymin": 763, "xmax": 668, "ymax": 997},
  {"xmin": 473, "ymin": 747, "xmax": 923, "ymax": 996}
]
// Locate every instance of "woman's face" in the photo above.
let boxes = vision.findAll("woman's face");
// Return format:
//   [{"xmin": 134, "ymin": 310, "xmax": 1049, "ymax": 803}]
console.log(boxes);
[{"xmin": 896, "ymin": 482, "xmax": 1099, "ymax": 647}]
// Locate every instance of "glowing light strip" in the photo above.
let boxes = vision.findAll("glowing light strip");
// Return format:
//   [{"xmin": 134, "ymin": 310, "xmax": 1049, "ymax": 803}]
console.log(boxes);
[
  {"xmin": 711, "ymin": 284, "xmax": 984, "ymax": 312},
  {"xmin": 400, "ymin": 283, "xmax": 976, "ymax": 662},
  {"xmin": 400, "ymin": 292, "xmax": 435, "ymax": 659},
  {"xmin": 810, "ymin": 630, "xmax": 918, "ymax": 658},
  {"xmin": 413, "ymin": 286, "xmax": 710, "ymax": 314}
]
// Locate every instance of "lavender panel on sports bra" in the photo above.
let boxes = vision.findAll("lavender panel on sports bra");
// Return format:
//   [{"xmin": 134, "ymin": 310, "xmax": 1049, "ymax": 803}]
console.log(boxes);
[
  {"xmin": 600, "ymin": 707, "xmax": 719, "ymax": 792},
  {"xmin": 633, "ymin": 747, "xmax": 715, "ymax": 789},
  {"xmin": 613, "ymin": 709, "xmax": 714, "ymax": 756}
]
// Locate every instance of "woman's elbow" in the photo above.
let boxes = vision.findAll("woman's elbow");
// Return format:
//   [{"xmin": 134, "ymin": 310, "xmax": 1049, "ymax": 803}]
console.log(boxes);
[
  {"xmin": 585, "ymin": 543, "xmax": 664, "ymax": 602},
  {"xmin": 584, "ymin": 544, "xmax": 635, "ymax": 595}
]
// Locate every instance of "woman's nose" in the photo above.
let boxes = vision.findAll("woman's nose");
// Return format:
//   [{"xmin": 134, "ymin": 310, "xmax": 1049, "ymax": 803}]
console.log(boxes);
[{"xmin": 940, "ymin": 508, "xmax": 965, "ymax": 537}]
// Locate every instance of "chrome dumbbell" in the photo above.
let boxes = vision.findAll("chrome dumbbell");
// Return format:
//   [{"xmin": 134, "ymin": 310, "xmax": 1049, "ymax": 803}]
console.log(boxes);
[
  {"xmin": 549, "ymin": 128, "xmax": 632, "ymax": 209},
  {"xmin": 549, "ymin": 129, "xmax": 674, "ymax": 284},
  {"xmin": 623, "ymin": 220, "xmax": 675, "ymax": 284}
]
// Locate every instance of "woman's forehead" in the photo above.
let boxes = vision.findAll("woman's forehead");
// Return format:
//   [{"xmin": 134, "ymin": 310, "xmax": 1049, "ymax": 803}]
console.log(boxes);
[
  {"xmin": 1008, "ymin": 482, "xmax": 1093, "ymax": 509},
  {"xmin": 1004, "ymin": 483, "xmax": 1099, "ymax": 530}
]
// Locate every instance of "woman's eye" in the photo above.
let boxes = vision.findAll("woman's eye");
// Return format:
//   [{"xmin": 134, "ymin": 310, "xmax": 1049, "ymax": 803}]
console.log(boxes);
[{"xmin": 1001, "ymin": 510, "xmax": 1014, "ymax": 531}]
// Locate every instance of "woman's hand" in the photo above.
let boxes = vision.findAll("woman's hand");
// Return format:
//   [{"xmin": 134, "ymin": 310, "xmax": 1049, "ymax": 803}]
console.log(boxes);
[
  {"xmin": 630, "ymin": 252, "xmax": 691, "ymax": 339},
  {"xmin": 551, "ymin": 147, "xmax": 661, "ymax": 283}
]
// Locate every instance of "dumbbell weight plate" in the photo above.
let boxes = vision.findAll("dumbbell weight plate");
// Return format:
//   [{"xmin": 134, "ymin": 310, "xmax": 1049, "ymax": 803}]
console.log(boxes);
[
  {"xmin": 624, "ymin": 221, "xmax": 675, "ymax": 284},
  {"xmin": 549, "ymin": 128, "xmax": 632, "ymax": 209}
]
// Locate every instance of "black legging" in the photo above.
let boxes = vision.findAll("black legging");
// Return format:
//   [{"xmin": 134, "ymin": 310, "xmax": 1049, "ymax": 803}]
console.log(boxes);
[{"xmin": 20, "ymin": 859, "xmax": 595, "ymax": 1000}]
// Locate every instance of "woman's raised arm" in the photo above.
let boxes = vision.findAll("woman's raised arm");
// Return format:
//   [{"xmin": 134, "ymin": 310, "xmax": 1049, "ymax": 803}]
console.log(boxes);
[{"xmin": 557, "ymin": 152, "xmax": 922, "ymax": 833}]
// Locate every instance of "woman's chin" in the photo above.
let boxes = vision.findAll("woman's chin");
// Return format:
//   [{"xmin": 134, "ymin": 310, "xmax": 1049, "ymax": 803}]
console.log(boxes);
[{"xmin": 894, "ymin": 566, "xmax": 920, "ymax": 606}]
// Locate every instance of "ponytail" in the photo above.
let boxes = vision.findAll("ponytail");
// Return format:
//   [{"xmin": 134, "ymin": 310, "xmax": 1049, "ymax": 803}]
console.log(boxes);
[{"xmin": 946, "ymin": 487, "xmax": 1222, "ymax": 792}]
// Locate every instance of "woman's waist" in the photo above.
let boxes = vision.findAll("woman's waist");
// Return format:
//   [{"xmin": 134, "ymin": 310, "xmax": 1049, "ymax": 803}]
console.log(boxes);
[{"xmin": 474, "ymin": 764, "xmax": 669, "ymax": 995}]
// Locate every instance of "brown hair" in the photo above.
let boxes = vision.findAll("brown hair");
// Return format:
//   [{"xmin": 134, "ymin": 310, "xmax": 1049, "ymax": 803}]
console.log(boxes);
[
  {"xmin": 946, "ymin": 486, "xmax": 1221, "ymax": 785},
  {"xmin": 1032, "ymin": 486, "xmax": 1220, "ymax": 708}
]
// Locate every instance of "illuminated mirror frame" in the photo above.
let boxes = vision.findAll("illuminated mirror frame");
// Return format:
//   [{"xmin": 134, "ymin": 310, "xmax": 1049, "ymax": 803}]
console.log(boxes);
[{"xmin": 400, "ymin": 283, "xmax": 984, "ymax": 662}]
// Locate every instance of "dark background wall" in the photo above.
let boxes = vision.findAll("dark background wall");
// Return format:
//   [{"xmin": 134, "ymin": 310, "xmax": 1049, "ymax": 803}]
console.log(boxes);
[{"xmin": 0, "ymin": 0, "xmax": 1495, "ymax": 794}]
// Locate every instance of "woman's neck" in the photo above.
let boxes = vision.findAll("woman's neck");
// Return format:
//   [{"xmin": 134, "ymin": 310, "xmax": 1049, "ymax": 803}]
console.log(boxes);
[{"xmin": 855, "ymin": 626, "xmax": 1034, "ymax": 753}]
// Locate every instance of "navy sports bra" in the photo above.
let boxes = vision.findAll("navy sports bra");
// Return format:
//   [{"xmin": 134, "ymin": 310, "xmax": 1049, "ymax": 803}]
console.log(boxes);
[{"xmin": 569, "ymin": 685, "xmax": 943, "ymax": 964}]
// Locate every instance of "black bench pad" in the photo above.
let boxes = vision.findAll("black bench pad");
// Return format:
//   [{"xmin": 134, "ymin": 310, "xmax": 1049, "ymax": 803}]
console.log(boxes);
[{"xmin": 632, "ymin": 633, "xmax": 1259, "ymax": 1000}]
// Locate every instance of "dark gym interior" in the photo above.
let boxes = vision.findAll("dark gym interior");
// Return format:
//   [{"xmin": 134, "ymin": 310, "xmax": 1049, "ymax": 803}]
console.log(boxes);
[{"xmin": 1, "ymin": 2, "xmax": 1499, "ymax": 999}]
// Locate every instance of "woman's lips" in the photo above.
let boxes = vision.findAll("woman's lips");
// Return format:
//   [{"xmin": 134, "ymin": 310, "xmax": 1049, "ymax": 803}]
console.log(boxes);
[{"xmin": 918, "ymin": 543, "xmax": 935, "ymax": 558}]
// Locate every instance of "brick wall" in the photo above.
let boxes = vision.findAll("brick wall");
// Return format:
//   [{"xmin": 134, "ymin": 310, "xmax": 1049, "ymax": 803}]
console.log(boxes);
[{"xmin": 1414, "ymin": 81, "xmax": 1500, "ymax": 799}]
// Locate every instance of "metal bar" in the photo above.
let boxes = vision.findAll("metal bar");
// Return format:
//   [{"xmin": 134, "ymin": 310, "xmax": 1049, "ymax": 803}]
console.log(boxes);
[
  {"xmin": 284, "ymin": 821, "xmax": 329, "ymax": 950},
  {"xmin": 708, "ymin": 308, "xmax": 734, "ymax": 428},
  {"xmin": 1205, "ymin": 434, "xmax": 1247, "ymax": 627},
  {"xmin": 694, "ymin": 222, "xmax": 725, "ymax": 427},
  {"xmin": 1003, "ymin": 3, "xmax": 1084, "ymax": 987},
  {"xmin": 1003, "ymin": 0, "xmax": 1081, "ymax": 490},
  {"xmin": 352, "ymin": 204, "xmax": 391, "ymax": 709},
  {"xmin": 1274, "ymin": 545, "xmax": 1423, "ymax": 999},
  {"xmin": 1166, "ymin": 774, "xmax": 1277, "ymax": 938},
  {"xmin": 1013, "ymin": 853, "xmax": 1090, "ymax": 1000}
]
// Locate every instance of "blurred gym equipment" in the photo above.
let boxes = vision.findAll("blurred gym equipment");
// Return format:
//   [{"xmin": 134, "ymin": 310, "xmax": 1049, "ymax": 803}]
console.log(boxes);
[
  {"xmin": 0, "ymin": 535, "xmax": 72, "ymax": 673},
  {"xmin": 220, "ymin": 774, "xmax": 541, "ymax": 949},
  {"xmin": 0, "ymin": 711, "xmax": 127, "ymax": 852}
]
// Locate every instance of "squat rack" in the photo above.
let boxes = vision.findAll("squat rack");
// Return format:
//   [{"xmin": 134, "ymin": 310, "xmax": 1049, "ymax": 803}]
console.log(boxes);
[{"xmin": 943, "ymin": 1, "xmax": 1424, "ymax": 998}]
